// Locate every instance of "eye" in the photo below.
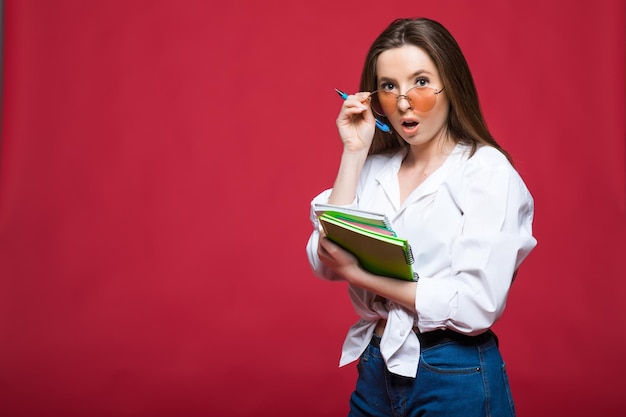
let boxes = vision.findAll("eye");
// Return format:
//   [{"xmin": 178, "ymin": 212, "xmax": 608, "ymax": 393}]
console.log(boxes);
[
  {"xmin": 380, "ymin": 82, "xmax": 396, "ymax": 92},
  {"xmin": 415, "ymin": 77, "xmax": 429, "ymax": 87}
]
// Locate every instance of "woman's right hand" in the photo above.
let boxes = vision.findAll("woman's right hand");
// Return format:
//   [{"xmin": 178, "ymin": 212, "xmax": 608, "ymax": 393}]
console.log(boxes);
[{"xmin": 336, "ymin": 92, "xmax": 376, "ymax": 153}]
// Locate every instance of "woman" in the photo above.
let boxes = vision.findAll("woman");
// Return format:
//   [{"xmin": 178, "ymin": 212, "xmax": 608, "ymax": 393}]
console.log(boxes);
[{"xmin": 306, "ymin": 17, "xmax": 537, "ymax": 417}]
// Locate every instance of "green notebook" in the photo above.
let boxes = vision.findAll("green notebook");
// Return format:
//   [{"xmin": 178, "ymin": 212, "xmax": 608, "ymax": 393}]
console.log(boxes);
[{"xmin": 317, "ymin": 209, "xmax": 418, "ymax": 282}]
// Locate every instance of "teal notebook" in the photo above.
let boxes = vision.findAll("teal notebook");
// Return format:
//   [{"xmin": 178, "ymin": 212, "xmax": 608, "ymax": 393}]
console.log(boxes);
[{"xmin": 317, "ymin": 208, "xmax": 417, "ymax": 282}]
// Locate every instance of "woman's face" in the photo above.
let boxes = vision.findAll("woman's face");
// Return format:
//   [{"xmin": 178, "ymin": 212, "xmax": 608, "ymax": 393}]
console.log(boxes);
[{"xmin": 374, "ymin": 45, "xmax": 450, "ymax": 147}]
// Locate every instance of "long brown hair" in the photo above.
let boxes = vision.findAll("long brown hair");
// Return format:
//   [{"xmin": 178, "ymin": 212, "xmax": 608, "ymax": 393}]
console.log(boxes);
[{"xmin": 360, "ymin": 18, "xmax": 511, "ymax": 163}]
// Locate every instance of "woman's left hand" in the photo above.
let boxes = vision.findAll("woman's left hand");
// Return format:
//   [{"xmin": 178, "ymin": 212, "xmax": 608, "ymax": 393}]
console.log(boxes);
[{"xmin": 318, "ymin": 236, "xmax": 417, "ymax": 311}]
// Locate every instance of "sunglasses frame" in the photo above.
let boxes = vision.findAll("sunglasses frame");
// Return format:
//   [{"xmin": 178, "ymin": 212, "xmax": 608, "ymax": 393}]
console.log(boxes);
[{"xmin": 369, "ymin": 86, "xmax": 445, "ymax": 116}]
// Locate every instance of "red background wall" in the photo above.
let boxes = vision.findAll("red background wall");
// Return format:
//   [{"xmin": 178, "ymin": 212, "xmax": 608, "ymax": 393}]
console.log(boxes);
[{"xmin": 1, "ymin": 1, "xmax": 624, "ymax": 416}]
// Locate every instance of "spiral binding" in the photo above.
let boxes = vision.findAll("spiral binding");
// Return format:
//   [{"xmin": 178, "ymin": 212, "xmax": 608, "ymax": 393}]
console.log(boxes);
[{"xmin": 405, "ymin": 245, "xmax": 415, "ymax": 265}]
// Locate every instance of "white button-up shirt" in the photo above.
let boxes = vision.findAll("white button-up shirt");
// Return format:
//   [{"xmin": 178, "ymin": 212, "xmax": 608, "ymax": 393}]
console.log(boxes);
[{"xmin": 306, "ymin": 143, "xmax": 537, "ymax": 378}]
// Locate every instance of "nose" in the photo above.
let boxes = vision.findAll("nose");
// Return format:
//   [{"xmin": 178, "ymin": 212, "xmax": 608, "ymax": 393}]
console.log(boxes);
[{"xmin": 396, "ymin": 95, "xmax": 412, "ymax": 112}]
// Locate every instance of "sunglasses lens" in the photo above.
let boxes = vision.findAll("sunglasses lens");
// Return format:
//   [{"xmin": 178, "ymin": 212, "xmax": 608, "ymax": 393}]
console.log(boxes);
[
  {"xmin": 370, "ymin": 92, "xmax": 395, "ymax": 116},
  {"xmin": 407, "ymin": 87, "xmax": 437, "ymax": 112},
  {"xmin": 369, "ymin": 94, "xmax": 385, "ymax": 116}
]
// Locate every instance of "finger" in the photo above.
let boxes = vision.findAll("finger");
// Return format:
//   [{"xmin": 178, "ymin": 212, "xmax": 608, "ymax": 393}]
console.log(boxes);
[
  {"xmin": 348, "ymin": 94, "xmax": 376, "ymax": 118},
  {"xmin": 319, "ymin": 236, "xmax": 336, "ymax": 250},
  {"xmin": 341, "ymin": 99, "xmax": 368, "ymax": 114},
  {"xmin": 320, "ymin": 237, "xmax": 345, "ymax": 258},
  {"xmin": 318, "ymin": 237, "xmax": 332, "ymax": 258},
  {"xmin": 318, "ymin": 237, "xmax": 335, "ymax": 257},
  {"xmin": 342, "ymin": 92, "xmax": 369, "ymax": 106},
  {"xmin": 354, "ymin": 92, "xmax": 372, "ymax": 104}
]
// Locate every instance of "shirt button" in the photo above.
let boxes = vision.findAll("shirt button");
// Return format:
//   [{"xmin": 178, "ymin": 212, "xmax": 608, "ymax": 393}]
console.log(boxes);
[{"xmin": 400, "ymin": 330, "xmax": 406, "ymax": 337}]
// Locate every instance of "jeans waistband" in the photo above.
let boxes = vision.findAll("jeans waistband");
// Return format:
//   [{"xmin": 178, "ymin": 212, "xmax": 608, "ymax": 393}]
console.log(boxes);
[{"xmin": 370, "ymin": 329, "xmax": 497, "ymax": 349}]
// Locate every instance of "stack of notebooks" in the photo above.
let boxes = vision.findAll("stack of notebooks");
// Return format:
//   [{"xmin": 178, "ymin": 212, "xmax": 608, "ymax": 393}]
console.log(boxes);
[{"xmin": 315, "ymin": 203, "xmax": 418, "ymax": 282}]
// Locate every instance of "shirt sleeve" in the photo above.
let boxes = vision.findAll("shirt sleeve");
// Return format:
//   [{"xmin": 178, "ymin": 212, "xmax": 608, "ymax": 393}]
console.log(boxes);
[
  {"xmin": 305, "ymin": 189, "xmax": 358, "ymax": 281},
  {"xmin": 415, "ymin": 155, "xmax": 537, "ymax": 335}
]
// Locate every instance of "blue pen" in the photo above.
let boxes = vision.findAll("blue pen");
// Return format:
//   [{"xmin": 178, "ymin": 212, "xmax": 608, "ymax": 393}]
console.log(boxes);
[{"xmin": 334, "ymin": 88, "xmax": 391, "ymax": 133}]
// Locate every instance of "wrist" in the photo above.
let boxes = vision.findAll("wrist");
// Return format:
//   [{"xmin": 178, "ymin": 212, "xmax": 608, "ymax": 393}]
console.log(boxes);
[{"xmin": 339, "ymin": 148, "xmax": 369, "ymax": 167}]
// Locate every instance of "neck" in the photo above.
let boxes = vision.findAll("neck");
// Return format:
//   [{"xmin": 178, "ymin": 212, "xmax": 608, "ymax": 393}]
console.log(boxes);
[{"xmin": 403, "ymin": 136, "xmax": 456, "ymax": 169}]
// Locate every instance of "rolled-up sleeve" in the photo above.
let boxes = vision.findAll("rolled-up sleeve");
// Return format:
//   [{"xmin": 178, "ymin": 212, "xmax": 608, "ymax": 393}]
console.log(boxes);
[
  {"xmin": 305, "ymin": 189, "xmax": 359, "ymax": 281},
  {"xmin": 415, "ymin": 157, "xmax": 537, "ymax": 335}
]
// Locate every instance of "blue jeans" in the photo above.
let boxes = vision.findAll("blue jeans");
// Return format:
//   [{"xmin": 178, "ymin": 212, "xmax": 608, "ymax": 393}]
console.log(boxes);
[{"xmin": 348, "ymin": 333, "xmax": 515, "ymax": 417}]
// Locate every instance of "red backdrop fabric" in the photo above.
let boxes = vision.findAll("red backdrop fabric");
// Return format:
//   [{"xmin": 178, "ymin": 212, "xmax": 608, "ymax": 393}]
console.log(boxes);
[{"xmin": 1, "ymin": 1, "xmax": 624, "ymax": 416}]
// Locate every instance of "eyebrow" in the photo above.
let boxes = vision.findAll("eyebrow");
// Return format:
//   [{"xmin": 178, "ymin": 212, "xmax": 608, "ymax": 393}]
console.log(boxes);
[{"xmin": 377, "ymin": 69, "xmax": 434, "ymax": 84}]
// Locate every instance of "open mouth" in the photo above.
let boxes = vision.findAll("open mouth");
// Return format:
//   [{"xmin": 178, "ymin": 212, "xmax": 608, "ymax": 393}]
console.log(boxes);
[{"xmin": 402, "ymin": 121, "xmax": 419, "ymax": 128}]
